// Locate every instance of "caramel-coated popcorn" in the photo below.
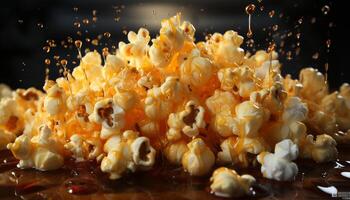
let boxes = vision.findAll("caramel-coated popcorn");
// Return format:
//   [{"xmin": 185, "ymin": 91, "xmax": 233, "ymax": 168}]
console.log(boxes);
[{"xmin": 1, "ymin": 14, "xmax": 350, "ymax": 198}]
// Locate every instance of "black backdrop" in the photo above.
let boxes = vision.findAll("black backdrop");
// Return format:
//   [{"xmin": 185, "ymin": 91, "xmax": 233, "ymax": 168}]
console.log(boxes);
[{"xmin": 0, "ymin": 0, "xmax": 348, "ymax": 90}]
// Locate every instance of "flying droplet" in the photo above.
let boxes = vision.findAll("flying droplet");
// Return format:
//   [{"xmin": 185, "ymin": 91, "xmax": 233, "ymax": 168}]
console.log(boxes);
[
  {"xmin": 326, "ymin": 39, "xmax": 331, "ymax": 48},
  {"xmin": 43, "ymin": 46, "xmax": 50, "ymax": 53},
  {"xmin": 74, "ymin": 40, "xmax": 82, "ymax": 49},
  {"xmin": 104, "ymin": 32, "xmax": 111, "ymax": 38},
  {"xmin": 91, "ymin": 39, "xmax": 99, "ymax": 46},
  {"xmin": 44, "ymin": 59, "xmax": 51, "ymax": 65},
  {"xmin": 272, "ymin": 24, "xmax": 278, "ymax": 31},
  {"xmin": 245, "ymin": 4, "xmax": 256, "ymax": 15},
  {"xmin": 269, "ymin": 10, "xmax": 275, "ymax": 18},
  {"xmin": 321, "ymin": 5, "xmax": 330, "ymax": 15},
  {"xmin": 18, "ymin": 19, "xmax": 24, "ymax": 24},
  {"xmin": 267, "ymin": 42, "xmax": 276, "ymax": 53},
  {"xmin": 312, "ymin": 52, "xmax": 319, "ymax": 60},
  {"xmin": 73, "ymin": 7, "xmax": 78, "ymax": 12},
  {"xmin": 74, "ymin": 21, "xmax": 81, "ymax": 28},
  {"xmin": 82, "ymin": 18, "xmax": 89, "ymax": 25}
]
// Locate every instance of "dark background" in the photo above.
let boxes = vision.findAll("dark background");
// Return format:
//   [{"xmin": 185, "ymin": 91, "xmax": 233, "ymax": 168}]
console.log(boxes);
[{"xmin": 0, "ymin": 0, "xmax": 347, "ymax": 90}]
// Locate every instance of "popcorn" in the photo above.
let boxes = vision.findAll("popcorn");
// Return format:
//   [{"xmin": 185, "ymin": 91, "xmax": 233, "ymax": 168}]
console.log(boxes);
[
  {"xmin": 299, "ymin": 68, "xmax": 328, "ymax": 102},
  {"xmin": 180, "ymin": 49, "xmax": 214, "ymax": 87},
  {"xmin": 235, "ymin": 101, "xmax": 265, "ymax": 137},
  {"xmin": 102, "ymin": 54, "xmax": 125, "ymax": 80},
  {"xmin": 118, "ymin": 28, "xmax": 150, "ymax": 70},
  {"xmin": 89, "ymin": 98, "xmax": 125, "ymax": 139},
  {"xmin": 0, "ymin": 129, "xmax": 15, "ymax": 150},
  {"xmin": 7, "ymin": 125, "xmax": 64, "ymax": 171},
  {"xmin": 207, "ymin": 31, "xmax": 245, "ymax": 68},
  {"xmin": 164, "ymin": 140, "xmax": 188, "ymax": 165},
  {"xmin": 44, "ymin": 84, "xmax": 66, "ymax": 115},
  {"xmin": 182, "ymin": 138, "xmax": 215, "ymax": 176},
  {"xmin": 257, "ymin": 139, "xmax": 298, "ymax": 181},
  {"xmin": 210, "ymin": 167, "xmax": 255, "ymax": 198},
  {"xmin": 166, "ymin": 100, "xmax": 205, "ymax": 141},
  {"xmin": 0, "ymin": 84, "xmax": 12, "ymax": 100},
  {"xmin": 2, "ymin": 14, "xmax": 350, "ymax": 186},
  {"xmin": 301, "ymin": 134, "xmax": 338, "ymax": 163},
  {"xmin": 218, "ymin": 66, "xmax": 258, "ymax": 98},
  {"xmin": 217, "ymin": 136, "xmax": 266, "ymax": 165},
  {"xmin": 100, "ymin": 130, "xmax": 156, "ymax": 179}
]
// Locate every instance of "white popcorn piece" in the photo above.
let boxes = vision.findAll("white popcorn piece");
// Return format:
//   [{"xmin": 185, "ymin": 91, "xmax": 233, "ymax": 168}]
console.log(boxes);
[
  {"xmin": 301, "ymin": 134, "xmax": 338, "ymax": 163},
  {"xmin": 0, "ymin": 84, "xmax": 12, "ymax": 100},
  {"xmin": 160, "ymin": 76, "xmax": 187, "ymax": 102},
  {"xmin": 100, "ymin": 130, "xmax": 156, "ymax": 179},
  {"xmin": 89, "ymin": 98, "xmax": 125, "ymax": 139},
  {"xmin": 257, "ymin": 139, "xmax": 298, "ymax": 181},
  {"xmin": 210, "ymin": 167, "xmax": 255, "ymax": 198},
  {"xmin": 166, "ymin": 101, "xmax": 205, "ymax": 141},
  {"xmin": 180, "ymin": 49, "xmax": 214, "ymax": 87},
  {"xmin": 7, "ymin": 125, "xmax": 64, "ymax": 171},
  {"xmin": 182, "ymin": 138, "xmax": 215, "ymax": 176},
  {"xmin": 164, "ymin": 140, "xmax": 188, "ymax": 165}
]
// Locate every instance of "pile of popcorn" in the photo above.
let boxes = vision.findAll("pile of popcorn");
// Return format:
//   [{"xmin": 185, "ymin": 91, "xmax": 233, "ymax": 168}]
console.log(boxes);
[{"xmin": 1, "ymin": 14, "xmax": 349, "ymax": 197}]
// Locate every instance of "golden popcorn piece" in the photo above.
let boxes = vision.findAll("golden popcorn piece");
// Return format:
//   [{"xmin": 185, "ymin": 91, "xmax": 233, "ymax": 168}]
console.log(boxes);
[
  {"xmin": 166, "ymin": 100, "xmax": 205, "ymax": 141},
  {"xmin": 182, "ymin": 138, "xmax": 215, "ymax": 176},
  {"xmin": 0, "ymin": 129, "xmax": 16, "ymax": 150},
  {"xmin": 210, "ymin": 167, "xmax": 255, "ymax": 198},
  {"xmin": 301, "ymin": 134, "xmax": 338, "ymax": 163},
  {"xmin": 0, "ymin": 84, "xmax": 12, "ymax": 100},
  {"xmin": 101, "ymin": 130, "xmax": 156, "ymax": 179},
  {"xmin": 7, "ymin": 125, "xmax": 64, "ymax": 171}
]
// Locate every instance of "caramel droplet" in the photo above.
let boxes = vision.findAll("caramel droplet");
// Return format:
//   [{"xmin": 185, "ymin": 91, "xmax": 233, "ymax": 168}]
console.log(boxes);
[
  {"xmin": 321, "ymin": 5, "xmax": 330, "ymax": 15},
  {"xmin": 74, "ymin": 40, "xmax": 82, "ymax": 49},
  {"xmin": 43, "ymin": 46, "xmax": 50, "ymax": 53},
  {"xmin": 44, "ymin": 59, "xmax": 51, "ymax": 65},
  {"xmin": 245, "ymin": 4, "xmax": 256, "ymax": 15},
  {"xmin": 104, "ymin": 32, "xmax": 111, "ymax": 38},
  {"xmin": 267, "ymin": 42, "xmax": 276, "ymax": 53},
  {"xmin": 269, "ymin": 10, "xmax": 275, "ymax": 18},
  {"xmin": 60, "ymin": 59, "xmax": 68, "ymax": 66}
]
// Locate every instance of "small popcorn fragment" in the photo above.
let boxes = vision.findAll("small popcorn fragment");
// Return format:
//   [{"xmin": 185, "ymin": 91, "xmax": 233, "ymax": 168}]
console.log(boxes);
[
  {"xmin": 182, "ymin": 138, "xmax": 215, "ymax": 176},
  {"xmin": 210, "ymin": 167, "xmax": 255, "ymax": 198},
  {"xmin": 257, "ymin": 139, "xmax": 299, "ymax": 181},
  {"xmin": 100, "ymin": 130, "xmax": 156, "ymax": 179}
]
